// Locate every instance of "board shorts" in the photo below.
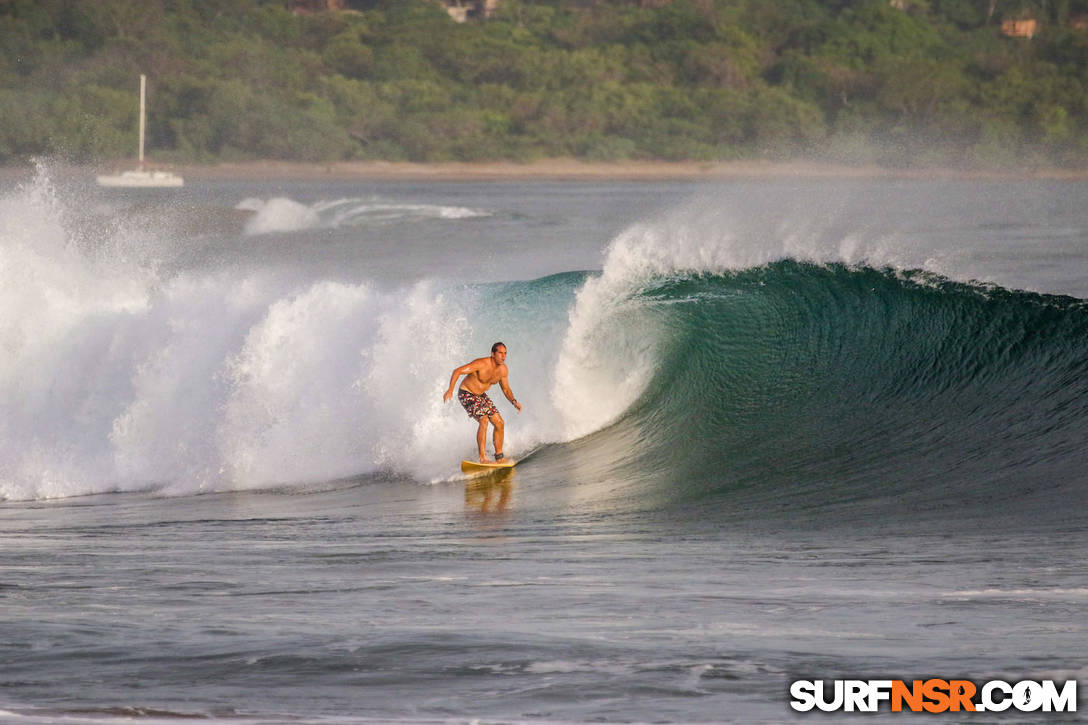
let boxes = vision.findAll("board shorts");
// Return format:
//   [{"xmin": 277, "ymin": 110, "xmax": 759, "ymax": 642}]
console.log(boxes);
[{"xmin": 458, "ymin": 388, "xmax": 499, "ymax": 421}]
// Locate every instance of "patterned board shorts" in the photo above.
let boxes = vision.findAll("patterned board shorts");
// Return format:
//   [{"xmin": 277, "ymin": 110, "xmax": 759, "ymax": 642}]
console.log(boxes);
[{"xmin": 458, "ymin": 389, "xmax": 499, "ymax": 420}]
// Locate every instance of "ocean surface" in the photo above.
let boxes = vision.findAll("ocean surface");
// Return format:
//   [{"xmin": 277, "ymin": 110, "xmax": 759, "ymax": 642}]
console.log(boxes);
[{"xmin": 0, "ymin": 165, "xmax": 1086, "ymax": 723}]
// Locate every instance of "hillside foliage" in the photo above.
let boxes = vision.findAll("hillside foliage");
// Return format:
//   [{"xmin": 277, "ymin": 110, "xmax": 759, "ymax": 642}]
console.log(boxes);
[{"xmin": 2, "ymin": 0, "xmax": 1087, "ymax": 167}]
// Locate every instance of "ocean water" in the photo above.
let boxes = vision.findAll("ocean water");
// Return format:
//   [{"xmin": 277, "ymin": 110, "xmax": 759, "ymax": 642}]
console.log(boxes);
[{"xmin": 1, "ymin": 165, "xmax": 1086, "ymax": 723}]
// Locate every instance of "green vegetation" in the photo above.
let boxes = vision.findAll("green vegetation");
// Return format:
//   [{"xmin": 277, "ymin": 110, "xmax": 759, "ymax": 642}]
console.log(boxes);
[{"xmin": 2, "ymin": 0, "xmax": 1087, "ymax": 168}]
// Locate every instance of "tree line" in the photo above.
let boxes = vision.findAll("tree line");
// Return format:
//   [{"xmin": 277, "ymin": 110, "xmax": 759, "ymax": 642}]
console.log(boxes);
[{"xmin": 1, "ymin": 0, "xmax": 1087, "ymax": 168}]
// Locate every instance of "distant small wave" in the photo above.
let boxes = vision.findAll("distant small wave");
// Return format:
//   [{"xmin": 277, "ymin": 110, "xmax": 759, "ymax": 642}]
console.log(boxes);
[
  {"xmin": 942, "ymin": 588, "xmax": 1088, "ymax": 601},
  {"xmin": 236, "ymin": 196, "xmax": 492, "ymax": 235}
]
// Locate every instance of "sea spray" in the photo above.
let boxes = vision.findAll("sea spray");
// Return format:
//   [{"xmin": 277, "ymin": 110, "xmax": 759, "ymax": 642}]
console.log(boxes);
[{"xmin": 0, "ymin": 166, "xmax": 157, "ymax": 499}]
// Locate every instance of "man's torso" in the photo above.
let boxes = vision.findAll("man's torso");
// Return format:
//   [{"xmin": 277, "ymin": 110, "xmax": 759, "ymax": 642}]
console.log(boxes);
[{"xmin": 459, "ymin": 359, "xmax": 506, "ymax": 395}]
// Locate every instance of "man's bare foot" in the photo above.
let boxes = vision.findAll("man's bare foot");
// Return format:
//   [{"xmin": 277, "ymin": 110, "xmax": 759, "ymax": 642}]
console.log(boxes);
[{"xmin": 479, "ymin": 455, "xmax": 489, "ymax": 463}]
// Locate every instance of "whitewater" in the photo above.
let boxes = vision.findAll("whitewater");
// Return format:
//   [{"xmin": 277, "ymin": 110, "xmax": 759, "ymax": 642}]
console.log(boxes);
[{"xmin": 0, "ymin": 166, "xmax": 1085, "ymax": 723}]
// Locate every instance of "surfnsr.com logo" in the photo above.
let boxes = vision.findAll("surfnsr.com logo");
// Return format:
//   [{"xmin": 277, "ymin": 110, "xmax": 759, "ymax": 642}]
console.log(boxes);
[{"xmin": 790, "ymin": 679, "xmax": 1078, "ymax": 713}]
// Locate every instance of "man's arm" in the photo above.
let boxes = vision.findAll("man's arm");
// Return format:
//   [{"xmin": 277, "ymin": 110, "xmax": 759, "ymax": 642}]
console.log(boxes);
[
  {"xmin": 499, "ymin": 374, "xmax": 522, "ymax": 412},
  {"xmin": 443, "ymin": 358, "xmax": 484, "ymax": 402}
]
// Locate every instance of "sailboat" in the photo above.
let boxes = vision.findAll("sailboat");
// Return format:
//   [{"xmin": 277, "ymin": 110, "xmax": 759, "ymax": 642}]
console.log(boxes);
[{"xmin": 96, "ymin": 75, "xmax": 184, "ymax": 188}]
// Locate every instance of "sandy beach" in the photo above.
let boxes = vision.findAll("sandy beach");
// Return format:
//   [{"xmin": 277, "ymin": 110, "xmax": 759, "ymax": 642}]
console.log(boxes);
[
  {"xmin": 3, "ymin": 158, "xmax": 1087, "ymax": 184},
  {"xmin": 165, "ymin": 158, "xmax": 1088, "ymax": 182}
]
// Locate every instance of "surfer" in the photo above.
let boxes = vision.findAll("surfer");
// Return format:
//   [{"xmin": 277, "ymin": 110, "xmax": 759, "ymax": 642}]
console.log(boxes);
[{"xmin": 443, "ymin": 342, "xmax": 522, "ymax": 463}]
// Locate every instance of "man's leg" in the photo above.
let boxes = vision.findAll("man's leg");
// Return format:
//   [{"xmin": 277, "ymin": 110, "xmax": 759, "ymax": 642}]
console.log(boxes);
[
  {"xmin": 476, "ymin": 416, "xmax": 490, "ymax": 463},
  {"xmin": 490, "ymin": 413, "xmax": 505, "ymax": 460}
]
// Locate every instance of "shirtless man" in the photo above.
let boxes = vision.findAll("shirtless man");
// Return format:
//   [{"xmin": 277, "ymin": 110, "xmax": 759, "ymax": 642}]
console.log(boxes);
[{"xmin": 443, "ymin": 342, "xmax": 522, "ymax": 463}]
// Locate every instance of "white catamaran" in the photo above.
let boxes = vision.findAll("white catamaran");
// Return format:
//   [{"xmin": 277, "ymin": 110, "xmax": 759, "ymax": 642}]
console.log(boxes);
[{"xmin": 96, "ymin": 75, "xmax": 184, "ymax": 188}]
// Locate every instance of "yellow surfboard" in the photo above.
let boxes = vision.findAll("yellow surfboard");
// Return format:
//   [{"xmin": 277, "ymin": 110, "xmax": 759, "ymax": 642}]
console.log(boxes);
[{"xmin": 461, "ymin": 458, "xmax": 517, "ymax": 474}]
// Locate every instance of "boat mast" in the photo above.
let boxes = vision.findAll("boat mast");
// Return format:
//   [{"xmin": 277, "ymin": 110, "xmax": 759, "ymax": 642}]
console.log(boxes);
[{"xmin": 138, "ymin": 74, "xmax": 146, "ymax": 167}]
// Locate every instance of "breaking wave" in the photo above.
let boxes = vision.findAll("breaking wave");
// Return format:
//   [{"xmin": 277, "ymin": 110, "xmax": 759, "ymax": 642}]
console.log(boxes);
[
  {"xmin": 3, "ymin": 166, "xmax": 1086, "ymax": 528},
  {"xmin": 236, "ymin": 196, "xmax": 491, "ymax": 235}
]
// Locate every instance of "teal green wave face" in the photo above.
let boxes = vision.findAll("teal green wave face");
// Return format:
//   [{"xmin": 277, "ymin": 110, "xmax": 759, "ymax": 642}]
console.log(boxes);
[{"xmin": 557, "ymin": 261, "xmax": 1088, "ymax": 526}]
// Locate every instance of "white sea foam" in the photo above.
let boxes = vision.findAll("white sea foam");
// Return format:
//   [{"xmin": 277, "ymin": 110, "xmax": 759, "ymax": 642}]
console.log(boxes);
[
  {"xmin": 237, "ymin": 197, "xmax": 320, "ymax": 234},
  {"xmin": 0, "ymin": 170, "xmax": 560, "ymax": 499}
]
